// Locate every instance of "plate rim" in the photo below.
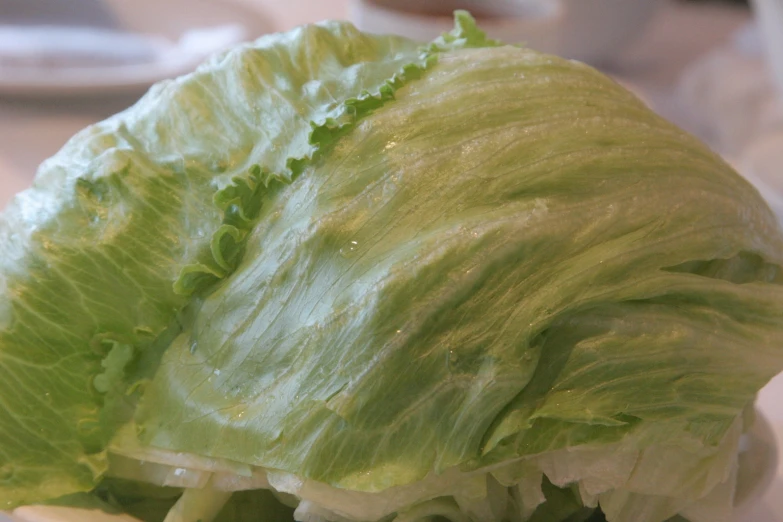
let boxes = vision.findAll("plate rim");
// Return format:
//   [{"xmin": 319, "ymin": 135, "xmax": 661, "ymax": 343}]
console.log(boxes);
[{"xmin": 0, "ymin": 0, "xmax": 271, "ymax": 98}]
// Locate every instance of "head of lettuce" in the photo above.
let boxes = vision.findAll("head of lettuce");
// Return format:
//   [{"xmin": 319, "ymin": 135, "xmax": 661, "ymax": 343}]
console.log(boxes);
[{"xmin": 0, "ymin": 11, "xmax": 781, "ymax": 522}]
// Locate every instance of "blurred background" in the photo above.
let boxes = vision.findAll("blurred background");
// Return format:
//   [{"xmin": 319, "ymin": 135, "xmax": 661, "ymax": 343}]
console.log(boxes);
[{"xmin": 0, "ymin": 0, "xmax": 780, "ymax": 214}]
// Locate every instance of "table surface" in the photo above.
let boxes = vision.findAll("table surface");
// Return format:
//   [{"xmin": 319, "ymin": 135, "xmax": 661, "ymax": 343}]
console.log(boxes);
[{"xmin": 0, "ymin": 0, "xmax": 781, "ymax": 519}]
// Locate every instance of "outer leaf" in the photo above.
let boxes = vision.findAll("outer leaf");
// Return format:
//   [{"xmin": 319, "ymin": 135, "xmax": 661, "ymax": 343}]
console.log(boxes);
[
  {"xmin": 136, "ymin": 38, "xmax": 783, "ymax": 506},
  {"xmin": 0, "ymin": 19, "xmax": 433, "ymax": 507}
]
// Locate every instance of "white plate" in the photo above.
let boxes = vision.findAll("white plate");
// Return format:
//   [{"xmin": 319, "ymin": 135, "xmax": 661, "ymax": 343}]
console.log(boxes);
[{"xmin": 0, "ymin": 0, "xmax": 271, "ymax": 97}]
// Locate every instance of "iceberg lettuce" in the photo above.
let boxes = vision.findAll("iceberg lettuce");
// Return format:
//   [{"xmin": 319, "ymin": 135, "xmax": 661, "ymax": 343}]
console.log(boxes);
[{"xmin": 1, "ymin": 11, "xmax": 782, "ymax": 522}]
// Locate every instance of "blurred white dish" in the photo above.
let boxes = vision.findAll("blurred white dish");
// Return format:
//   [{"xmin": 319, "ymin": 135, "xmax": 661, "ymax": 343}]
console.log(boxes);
[
  {"xmin": 675, "ymin": 22, "xmax": 783, "ymax": 228},
  {"xmin": 348, "ymin": 0, "xmax": 658, "ymax": 64},
  {"xmin": 739, "ymin": 130, "xmax": 783, "ymax": 222},
  {"xmin": 751, "ymin": 0, "xmax": 783, "ymax": 100},
  {"xmin": 734, "ymin": 410, "xmax": 778, "ymax": 514},
  {"xmin": 0, "ymin": 0, "xmax": 271, "ymax": 97},
  {"xmin": 677, "ymin": 23, "xmax": 782, "ymax": 157}
]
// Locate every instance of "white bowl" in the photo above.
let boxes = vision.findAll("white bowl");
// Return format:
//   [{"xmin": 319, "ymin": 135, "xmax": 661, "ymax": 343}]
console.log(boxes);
[{"xmin": 348, "ymin": 0, "xmax": 658, "ymax": 64}]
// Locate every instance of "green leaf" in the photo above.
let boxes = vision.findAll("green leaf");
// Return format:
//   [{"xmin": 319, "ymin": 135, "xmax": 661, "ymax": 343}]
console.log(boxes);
[
  {"xmin": 4, "ymin": 11, "xmax": 783, "ymax": 522},
  {"xmin": 0, "ymin": 17, "xmax": 434, "ymax": 508},
  {"xmin": 31, "ymin": 479, "xmax": 181, "ymax": 522},
  {"xmin": 98, "ymin": 478, "xmax": 181, "ymax": 522},
  {"xmin": 528, "ymin": 477, "xmax": 593, "ymax": 522},
  {"xmin": 214, "ymin": 490, "xmax": 295, "ymax": 522},
  {"xmin": 137, "ymin": 39, "xmax": 783, "ymax": 501},
  {"xmin": 38, "ymin": 492, "xmax": 124, "ymax": 514}
]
